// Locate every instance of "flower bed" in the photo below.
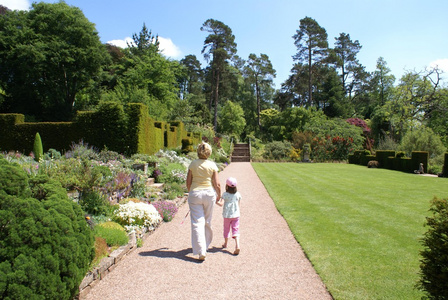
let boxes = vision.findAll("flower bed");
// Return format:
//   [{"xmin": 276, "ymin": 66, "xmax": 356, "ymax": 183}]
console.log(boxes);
[{"xmin": 77, "ymin": 196, "xmax": 187, "ymax": 299}]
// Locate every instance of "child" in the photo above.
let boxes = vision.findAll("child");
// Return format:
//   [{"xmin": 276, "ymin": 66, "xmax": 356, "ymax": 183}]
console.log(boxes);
[{"xmin": 216, "ymin": 177, "xmax": 242, "ymax": 255}]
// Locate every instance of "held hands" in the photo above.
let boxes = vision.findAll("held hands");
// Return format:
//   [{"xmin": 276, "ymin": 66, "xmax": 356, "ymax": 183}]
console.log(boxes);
[{"xmin": 216, "ymin": 197, "xmax": 223, "ymax": 206}]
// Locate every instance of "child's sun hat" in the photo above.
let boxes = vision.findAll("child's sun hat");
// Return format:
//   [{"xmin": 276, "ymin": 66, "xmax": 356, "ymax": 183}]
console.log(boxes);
[{"xmin": 226, "ymin": 177, "xmax": 237, "ymax": 187}]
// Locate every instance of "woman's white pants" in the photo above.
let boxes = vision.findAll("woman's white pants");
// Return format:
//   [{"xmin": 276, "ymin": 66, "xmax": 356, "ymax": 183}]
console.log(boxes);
[{"xmin": 188, "ymin": 189, "xmax": 216, "ymax": 256}]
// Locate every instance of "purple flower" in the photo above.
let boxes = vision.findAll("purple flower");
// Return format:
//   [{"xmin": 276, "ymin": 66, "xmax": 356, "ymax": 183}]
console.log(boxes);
[{"xmin": 152, "ymin": 200, "xmax": 178, "ymax": 222}]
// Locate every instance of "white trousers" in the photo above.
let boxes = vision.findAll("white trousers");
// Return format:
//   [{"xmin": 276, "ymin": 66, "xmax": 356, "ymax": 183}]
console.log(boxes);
[{"xmin": 188, "ymin": 189, "xmax": 216, "ymax": 256}]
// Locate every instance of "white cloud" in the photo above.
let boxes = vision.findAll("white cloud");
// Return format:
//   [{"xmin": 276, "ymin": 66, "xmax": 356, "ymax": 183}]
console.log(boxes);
[
  {"xmin": 158, "ymin": 37, "xmax": 182, "ymax": 59},
  {"xmin": 429, "ymin": 59, "xmax": 448, "ymax": 73},
  {"xmin": 106, "ymin": 37, "xmax": 134, "ymax": 49},
  {"xmin": 0, "ymin": 0, "xmax": 30, "ymax": 10},
  {"xmin": 106, "ymin": 36, "xmax": 182, "ymax": 59}
]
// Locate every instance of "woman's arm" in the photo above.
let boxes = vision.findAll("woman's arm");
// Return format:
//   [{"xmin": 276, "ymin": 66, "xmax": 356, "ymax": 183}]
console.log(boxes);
[
  {"xmin": 211, "ymin": 171, "xmax": 221, "ymax": 200},
  {"xmin": 186, "ymin": 169, "xmax": 193, "ymax": 192}
]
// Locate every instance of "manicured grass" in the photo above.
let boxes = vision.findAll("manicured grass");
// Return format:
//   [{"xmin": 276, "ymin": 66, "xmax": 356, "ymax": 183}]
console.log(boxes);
[{"xmin": 252, "ymin": 163, "xmax": 448, "ymax": 300}]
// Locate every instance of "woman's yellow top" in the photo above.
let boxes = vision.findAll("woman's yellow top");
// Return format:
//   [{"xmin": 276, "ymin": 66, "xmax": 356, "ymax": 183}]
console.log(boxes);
[{"xmin": 188, "ymin": 159, "xmax": 218, "ymax": 191}]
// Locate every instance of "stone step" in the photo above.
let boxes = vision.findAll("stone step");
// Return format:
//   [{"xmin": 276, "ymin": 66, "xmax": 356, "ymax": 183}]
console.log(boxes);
[
  {"xmin": 231, "ymin": 143, "xmax": 251, "ymax": 162},
  {"xmin": 231, "ymin": 156, "xmax": 251, "ymax": 162},
  {"xmin": 151, "ymin": 183, "xmax": 164, "ymax": 190}
]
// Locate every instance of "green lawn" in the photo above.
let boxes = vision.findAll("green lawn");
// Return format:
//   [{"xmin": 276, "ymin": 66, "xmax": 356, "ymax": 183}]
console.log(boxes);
[{"xmin": 252, "ymin": 163, "xmax": 448, "ymax": 300}]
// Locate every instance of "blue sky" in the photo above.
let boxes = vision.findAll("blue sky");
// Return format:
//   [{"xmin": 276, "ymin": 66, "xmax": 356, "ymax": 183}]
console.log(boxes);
[{"xmin": 3, "ymin": 0, "xmax": 448, "ymax": 88}]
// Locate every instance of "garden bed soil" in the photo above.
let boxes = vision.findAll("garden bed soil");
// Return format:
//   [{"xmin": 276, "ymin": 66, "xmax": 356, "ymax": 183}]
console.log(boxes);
[{"xmin": 80, "ymin": 162, "xmax": 332, "ymax": 299}]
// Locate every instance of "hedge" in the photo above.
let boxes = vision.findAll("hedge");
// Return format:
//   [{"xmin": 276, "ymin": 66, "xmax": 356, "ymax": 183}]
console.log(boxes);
[
  {"xmin": 348, "ymin": 149, "xmax": 429, "ymax": 174},
  {"xmin": 0, "ymin": 103, "xmax": 200, "ymax": 156}
]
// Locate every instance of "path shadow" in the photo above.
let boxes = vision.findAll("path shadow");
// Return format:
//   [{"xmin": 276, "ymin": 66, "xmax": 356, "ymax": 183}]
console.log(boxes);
[{"xmin": 139, "ymin": 246, "xmax": 226, "ymax": 263}]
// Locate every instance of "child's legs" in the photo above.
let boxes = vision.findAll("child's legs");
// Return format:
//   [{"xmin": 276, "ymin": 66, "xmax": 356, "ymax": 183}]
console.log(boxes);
[
  {"xmin": 230, "ymin": 217, "xmax": 240, "ymax": 238},
  {"xmin": 223, "ymin": 218, "xmax": 232, "ymax": 239}
]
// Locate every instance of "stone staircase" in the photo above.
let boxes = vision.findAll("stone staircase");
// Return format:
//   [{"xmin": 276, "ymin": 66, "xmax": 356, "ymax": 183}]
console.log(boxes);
[{"xmin": 231, "ymin": 143, "xmax": 251, "ymax": 162}]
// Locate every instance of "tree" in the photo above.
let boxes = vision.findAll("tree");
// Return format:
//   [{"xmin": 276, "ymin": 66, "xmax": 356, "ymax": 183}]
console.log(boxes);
[
  {"xmin": 318, "ymin": 67, "xmax": 347, "ymax": 117},
  {"xmin": 427, "ymin": 87, "xmax": 448, "ymax": 146},
  {"xmin": 102, "ymin": 24, "xmax": 182, "ymax": 121},
  {"xmin": 0, "ymin": 5, "xmax": 9, "ymax": 15},
  {"xmin": 372, "ymin": 57, "xmax": 395, "ymax": 106},
  {"xmin": 218, "ymin": 101, "xmax": 246, "ymax": 137},
  {"xmin": 331, "ymin": 33, "xmax": 365, "ymax": 101},
  {"xmin": 0, "ymin": 2, "xmax": 108, "ymax": 121},
  {"xmin": 357, "ymin": 57, "xmax": 395, "ymax": 118},
  {"xmin": 128, "ymin": 23, "xmax": 159, "ymax": 56},
  {"xmin": 398, "ymin": 126, "xmax": 446, "ymax": 159},
  {"xmin": 292, "ymin": 17, "xmax": 328, "ymax": 107},
  {"xmin": 201, "ymin": 19, "xmax": 237, "ymax": 131},
  {"xmin": 179, "ymin": 55, "xmax": 203, "ymax": 97},
  {"xmin": 370, "ymin": 67, "xmax": 442, "ymax": 142},
  {"xmin": 245, "ymin": 53, "xmax": 276, "ymax": 130}
]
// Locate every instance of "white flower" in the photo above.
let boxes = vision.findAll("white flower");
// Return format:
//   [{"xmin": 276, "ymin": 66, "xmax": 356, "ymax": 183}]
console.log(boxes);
[{"xmin": 114, "ymin": 201, "xmax": 162, "ymax": 232}]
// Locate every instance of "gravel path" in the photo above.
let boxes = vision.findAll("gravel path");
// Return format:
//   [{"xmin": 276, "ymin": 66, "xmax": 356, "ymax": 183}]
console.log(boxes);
[{"xmin": 82, "ymin": 162, "xmax": 332, "ymax": 300}]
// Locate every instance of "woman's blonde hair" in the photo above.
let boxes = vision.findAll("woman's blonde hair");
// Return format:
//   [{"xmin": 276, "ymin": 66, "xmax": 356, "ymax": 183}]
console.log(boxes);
[{"xmin": 197, "ymin": 142, "xmax": 212, "ymax": 159}]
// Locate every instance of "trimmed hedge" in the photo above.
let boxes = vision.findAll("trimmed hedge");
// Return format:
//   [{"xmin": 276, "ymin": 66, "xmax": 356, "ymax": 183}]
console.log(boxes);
[
  {"xmin": 348, "ymin": 149, "xmax": 429, "ymax": 174},
  {"xmin": 443, "ymin": 153, "xmax": 448, "ymax": 177},
  {"xmin": 375, "ymin": 150, "xmax": 396, "ymax": 168},
  {"xmin": 0, "ymin": 103, "xmax": 200, "ymax": 156},
  {"xmin": 166, "ymin": 126, "xmax": 178, "ymax": 149}
]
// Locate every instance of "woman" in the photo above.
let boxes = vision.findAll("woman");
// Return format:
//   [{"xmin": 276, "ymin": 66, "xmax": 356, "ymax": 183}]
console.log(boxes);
[{"xmin": 186, "ymin": 142, "xmax": 221, "ymax": 261}]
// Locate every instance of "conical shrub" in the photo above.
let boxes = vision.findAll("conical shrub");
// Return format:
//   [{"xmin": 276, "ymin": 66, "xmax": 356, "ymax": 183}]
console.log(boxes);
[{"xmin": 33, "ymin": 132, "xmax": 43, "ymax": 162}]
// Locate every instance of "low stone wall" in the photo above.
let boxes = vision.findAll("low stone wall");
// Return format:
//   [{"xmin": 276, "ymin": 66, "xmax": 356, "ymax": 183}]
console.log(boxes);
[{"xmin": 76, "ymin": 196, "xmax": 187, "ymax": 299}]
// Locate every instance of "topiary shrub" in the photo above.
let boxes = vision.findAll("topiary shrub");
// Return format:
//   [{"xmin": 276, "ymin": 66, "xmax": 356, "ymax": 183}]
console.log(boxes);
[
  {"xmin": 0, "ymin": 158, "xmax": 94, "ymax": 300},
  {"xmin": 417, "ymin": 196, "xmax": 448, "ymax": 299},
  {"xmin": 181, "ymin": 138, "xmax": 193, "ymax": 154},
  {"xmin": 94, "ymin": 221, "xmax": 129, "ymax": 247},
  {"xmin": 33, "ymin": 132, "xmax": 43, "ymax": 162}
]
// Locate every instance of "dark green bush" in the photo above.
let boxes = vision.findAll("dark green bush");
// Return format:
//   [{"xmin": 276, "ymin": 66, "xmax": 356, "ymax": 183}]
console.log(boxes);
[
  {"xmin": 0, "ymin": 158, "xmax": 94, "ymax": 300},
  {"xmin": 418, "ymin": 197, "xmax": 448, "ymax": 299},
  {"xmin": 0, "ymin": 159, "xmax": 30, "ymax": 197},
  {"xmin": 94, "ymin": 221, "xmax": 129, "ymax": 246}
]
